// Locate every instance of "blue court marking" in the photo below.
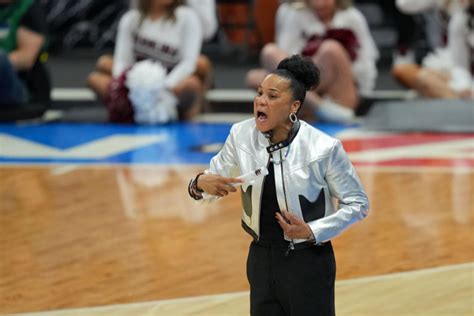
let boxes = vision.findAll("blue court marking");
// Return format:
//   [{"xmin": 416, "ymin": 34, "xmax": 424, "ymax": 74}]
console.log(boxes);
[{"xmin": 0, "ymin": 121, "xmax": 352, "ymax": 165}]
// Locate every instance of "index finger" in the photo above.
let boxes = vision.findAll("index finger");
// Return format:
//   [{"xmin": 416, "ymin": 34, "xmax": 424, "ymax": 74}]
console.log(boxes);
[
  {"xmin": 282, "ymin": 210, "xmax": 303, "ymax": 224},
  {"xmin": 275, "ymin": 212, "xmax": 291, "ymax": 230}
]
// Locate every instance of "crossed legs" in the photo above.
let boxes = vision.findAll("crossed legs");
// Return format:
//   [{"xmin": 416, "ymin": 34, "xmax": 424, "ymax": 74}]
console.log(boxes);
[
  {"xmin": 86, "ymin": 54, "xmax": 207, "ymax": 120},
  {"xmin": 392, "ymin": 64, "xmax": 462, "ymax": 98}
]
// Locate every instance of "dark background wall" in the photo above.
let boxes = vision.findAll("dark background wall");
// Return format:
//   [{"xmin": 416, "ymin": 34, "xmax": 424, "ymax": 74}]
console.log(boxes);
[{"xmin": 39, "ymin": 0, "xmax": 129, "ymax": 51}]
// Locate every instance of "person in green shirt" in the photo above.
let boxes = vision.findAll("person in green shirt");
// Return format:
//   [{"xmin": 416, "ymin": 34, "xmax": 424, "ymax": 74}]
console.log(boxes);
[{"xmin": 0, "ymin": 0, "xmax": 48, "ymax": 106}]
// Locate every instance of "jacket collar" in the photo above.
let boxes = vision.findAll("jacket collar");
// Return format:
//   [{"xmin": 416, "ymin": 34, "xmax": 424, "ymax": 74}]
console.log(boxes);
[{"xmin": 264, "ymin": 119, "xmax": 301, "ymax": 154}]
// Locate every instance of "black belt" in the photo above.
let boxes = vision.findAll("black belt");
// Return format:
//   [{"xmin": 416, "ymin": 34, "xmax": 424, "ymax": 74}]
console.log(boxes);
[{"xmin": 254, "ymin": 238, "xmax": 327, "ymax": 250}]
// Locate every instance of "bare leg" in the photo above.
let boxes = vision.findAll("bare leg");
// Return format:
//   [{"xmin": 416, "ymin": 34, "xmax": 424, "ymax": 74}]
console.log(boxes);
[
  {"xmin": 87, "ymin": 72, "xmax": 112, "ymax": 100},
  {"xmin": 194, "ymin": 55, "xmax": 213, "ymax": 112},
  {"xmin": 392, "ymin": 63, "xmax": 422, "ymax": 89},
  {"xmin": 393, "ymin": 64, "xmax": 458, "ymax": 98},
  {"xmin": 96, "ymin": 54, "xmax": 114, "ymax": 75},
  {"xmin": 416, "ymin": 69, "xmax": 458, "ymax": 98},
  {"xmin": 312, "ymin": 39, "xmax": 358, "ymax": 109},
  {"xmin": 260, "ymin": 43, "xmax": 288, "ymax": 71},
  {"xmin": 86, "ymin": 54, "xmax": 114, "ymax": 99},
  {"xmin": 172, "ymin": 75, "xmax": 203, "ymax": 120},
  {"xmin": 245, "ymin": 69, "xmax": 269, "ymax": 89},
  {"xmin": 195, "ymin": 55, "xmax": 213, "ymax": 90},
  {"xmin": 245, "ymin": 42, "xmax": 288, "ymax": 89}
]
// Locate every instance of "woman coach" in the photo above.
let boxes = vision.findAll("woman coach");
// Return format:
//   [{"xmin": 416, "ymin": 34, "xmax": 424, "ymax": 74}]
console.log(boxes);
[{"xmin": 188, "ymin": 55, "xmax": 369, "ymax": 316}]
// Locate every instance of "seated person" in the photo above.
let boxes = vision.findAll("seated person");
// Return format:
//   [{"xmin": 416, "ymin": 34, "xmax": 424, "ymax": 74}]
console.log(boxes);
[
  {"xmin": 246, "ymin": 0, "xmax": 379, "ymax": 123},
  {"xmin": 88, "ymin": 0, "xmax": 203, "ymax": 122},
  {"xmin": 88, "ymin": 0, "xmax": 215, "ymax": 121},
  {"xmin": 0, "ymin": 0, "xmax": 49, "ymax": 107},
  {"xmin": 392, "ymin": 0, "xmax": 473, "ymax": 99}
]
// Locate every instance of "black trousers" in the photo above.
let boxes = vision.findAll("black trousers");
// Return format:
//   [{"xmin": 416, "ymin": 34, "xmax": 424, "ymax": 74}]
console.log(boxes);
[{"xmin": 247, "ymin": 240, "xmax": 336, "ymax": 316}]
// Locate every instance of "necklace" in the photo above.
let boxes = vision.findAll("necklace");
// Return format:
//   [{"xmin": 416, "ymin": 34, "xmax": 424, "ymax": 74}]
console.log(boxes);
[{"xmin": 270, "ymin": 144, "xmax": 291, "ymax": 165}]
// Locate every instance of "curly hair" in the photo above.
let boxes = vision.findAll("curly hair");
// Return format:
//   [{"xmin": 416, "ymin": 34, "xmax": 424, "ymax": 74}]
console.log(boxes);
[{"xmin": 272, "ymin": 55, "xmax": 320, "ymax": 109}]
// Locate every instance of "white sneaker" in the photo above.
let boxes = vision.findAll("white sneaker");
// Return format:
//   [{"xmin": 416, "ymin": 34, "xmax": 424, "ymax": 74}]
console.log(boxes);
[
  {"xmin": 316, "ymin": 99, "xmax": 355, "ymax": 124},
  {"xmin": 392, "ymin": 50, "xmax": 415, "ymax": 66}
]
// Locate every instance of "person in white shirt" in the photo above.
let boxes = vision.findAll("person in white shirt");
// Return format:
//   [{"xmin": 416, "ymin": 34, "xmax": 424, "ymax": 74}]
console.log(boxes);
[
  {"xmin": 87, "ymin": 0, "xmax": 205, "ymax": 120},
  {"xmin": 392, "ymin": 0, "xmax": 473, "ymax": 99},
  {"xmin": 129, "ymin": 0, "xmax": 216, "ymax": 86},
  {"xmin": 246, "ymin": 0, "xmax": 379, "ymax": 123},
  {"xmin": 392, "ymin": 0, "xmax": 474, "ymax": 99}
]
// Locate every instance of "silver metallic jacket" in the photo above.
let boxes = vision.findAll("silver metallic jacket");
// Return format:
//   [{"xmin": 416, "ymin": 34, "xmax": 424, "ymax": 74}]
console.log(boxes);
[{"xmin": 205, "ymin": 118, "xmax": 369, "ymax": 244}]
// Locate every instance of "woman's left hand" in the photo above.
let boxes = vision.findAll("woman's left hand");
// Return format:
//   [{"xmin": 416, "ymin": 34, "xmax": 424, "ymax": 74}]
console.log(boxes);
[{"xmin": 275, "ymin": 211, "xmax": 314, "ymax": 240}]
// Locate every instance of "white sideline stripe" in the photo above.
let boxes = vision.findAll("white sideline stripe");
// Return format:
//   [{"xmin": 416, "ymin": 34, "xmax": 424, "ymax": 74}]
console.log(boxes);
[
  {"xmin": 39, "ymin": 111, "xmax": 250, "ymax": 124},
  {"xmin": 52, "ymin": 88, "xmax": 95, "ymax": 101},
  {"xmin": 18, "ymin": 262, "xmax": 473, "ymax": 315},
  {"xmin": 50, "ymin": 88, "xmax": 258, "ymax": 102},
  {"xmin": 51, "ymin": 88, "xmax": 416, "ymax": 102},
  {"xmin": 205, "ymin": 89, "xmax": 256, "ymax": 102},
  {"xmin": 361, "ymin": 89, "xmax": 418, "ymax": 99},
  {"xmin": 193, "ymin": 113, "xmax": 252, "ymax": 123}
]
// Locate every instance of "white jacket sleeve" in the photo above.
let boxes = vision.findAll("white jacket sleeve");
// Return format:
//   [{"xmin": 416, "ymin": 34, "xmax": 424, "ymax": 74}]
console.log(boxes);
[
  {"xmin": 308, "ymin": 140, "xmax": 369, "ymax": 243},
  {"xmin": 112, "ymin": 10, "xmax": 139, "ymax": 78},
  {"xmin": 164, "ymin": 9, "xmax": 202, "ymax": 89},
  {"xmin": 207, "ymin": 125, "xmax": 238, "ymax": 177},
  {"xmin": 195, "ymin": 125, "xmax": 239, "ymax": 201}
]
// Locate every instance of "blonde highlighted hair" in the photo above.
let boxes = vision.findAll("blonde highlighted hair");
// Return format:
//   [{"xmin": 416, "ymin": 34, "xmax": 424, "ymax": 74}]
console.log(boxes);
[
  {"xmin": 137, "ymin": 0, "xmax": 184, "ymax": 21},
  {"xmin": 336, "ymin": 0, "xmax": 352, "ymax": 10},
  {"xmin": 303, "ymin": 0, "xmax": 353, "ymax": 10}
]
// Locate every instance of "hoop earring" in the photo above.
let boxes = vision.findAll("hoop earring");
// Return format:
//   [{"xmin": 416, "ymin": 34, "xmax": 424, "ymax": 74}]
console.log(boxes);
[{"xmin": 289, "ymin": 112, "xmax": 298, "ymax": 124}]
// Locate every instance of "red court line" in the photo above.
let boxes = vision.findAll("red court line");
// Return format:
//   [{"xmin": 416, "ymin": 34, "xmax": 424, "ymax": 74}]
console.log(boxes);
[
  {"xmin": 353, "ymin": 158, "xmax": 474, "ymax": 167},
  {"xmin": 342, "ymin": 134, "xmax": 474, "ymax": 152}
]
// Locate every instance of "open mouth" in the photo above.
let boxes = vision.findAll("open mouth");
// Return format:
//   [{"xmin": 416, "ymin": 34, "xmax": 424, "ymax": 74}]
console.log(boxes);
[{"xmin": 256, "ymin": 111, "xmax": 268, "ymax": 122}]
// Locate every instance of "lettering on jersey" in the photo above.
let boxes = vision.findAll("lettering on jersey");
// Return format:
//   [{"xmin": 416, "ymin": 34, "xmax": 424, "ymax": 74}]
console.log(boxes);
[{"xmin": 132, "ymin": 33, "xmax": 178, "ymax": 67}]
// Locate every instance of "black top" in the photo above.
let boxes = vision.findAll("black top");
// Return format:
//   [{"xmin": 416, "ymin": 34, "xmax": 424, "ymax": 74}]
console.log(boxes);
[
  {"xmin": 17, "ymin": 2, "xmax": 50, "ymax": 103},
  {"xmin": 20, "ymin": 2, "xmax": 47, "ymax": 35},
  {"xmin": 259, "ymin": 121, "xmax": 301, "ymax": 242},
  {"xmin": 259, "ymin": 163, "xmax": 285, "ymax": 241}
]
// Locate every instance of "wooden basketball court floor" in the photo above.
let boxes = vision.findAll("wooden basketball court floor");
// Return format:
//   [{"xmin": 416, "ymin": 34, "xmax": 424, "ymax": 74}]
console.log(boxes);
[{"xmin": 0, "ymin": 121, "xmax": 473, "ymax": 315}]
